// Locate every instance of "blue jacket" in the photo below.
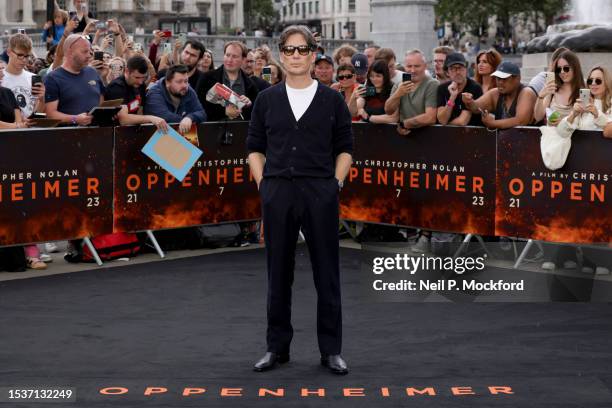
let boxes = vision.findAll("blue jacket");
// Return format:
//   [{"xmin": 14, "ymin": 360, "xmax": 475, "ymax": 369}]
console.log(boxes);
[
  {"xmin": 144, "ymin": 79, "xmax": 207, "ymax": 124},
  {"xmin": 41, "ymin": 24, "xmax": 65, "ymax": 46}
]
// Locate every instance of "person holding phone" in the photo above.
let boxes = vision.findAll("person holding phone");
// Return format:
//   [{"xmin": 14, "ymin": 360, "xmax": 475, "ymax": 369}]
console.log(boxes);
[
  {"xmin": 558, "ymin": 65, "xmax": 612, "ymax": 136},
  {"xmin": 44, "ymin": 34, "xmax": 104, "ymax": 126},
  {"xmin": 384, "ymin": 49, "xmax": 439, "ymax": 135},
  {"xmin": 351, "ymin": 59, "xmax": 398, "ymax": 124},
  {"xmin": 247, "ymin": 25, "xmax": 353, "ymax": 375},
  {"xmin": 533, "ymin": 50, "xmax": 585, "ymax": 126},
  {"xmin": 1, "ymin": 34, "xmax": 46, "ymax": 118}
]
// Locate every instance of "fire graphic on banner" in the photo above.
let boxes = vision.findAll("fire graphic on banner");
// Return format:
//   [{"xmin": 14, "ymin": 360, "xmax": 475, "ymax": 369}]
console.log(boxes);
[
  {"xmin": 341, "ymin": 124, "xmax": 496, "ymax": 235},
  {"xmin": 495, "ymin": 127, "xmax": 612, "ymax": 243},
  {"xmin": 113, "ymin": 124, "xmax": 261, "ymax": 232},
  {"xmin": 0, "ymin": 128, "xmax": 114, "ymax": 245}
]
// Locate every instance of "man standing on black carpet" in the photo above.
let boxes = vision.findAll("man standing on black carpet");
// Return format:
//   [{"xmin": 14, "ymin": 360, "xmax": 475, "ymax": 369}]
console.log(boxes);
[{"xmin": 247, "ymin": 25, "xmax": 354, "ymax": 375}]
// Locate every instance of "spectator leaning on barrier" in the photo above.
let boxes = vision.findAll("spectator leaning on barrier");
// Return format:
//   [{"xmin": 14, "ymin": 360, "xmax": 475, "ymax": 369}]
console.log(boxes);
[
  {"xmin": 474, "ymin": 49, "xmax": 502, "ymax": 93},
  {"xmin": 528, "ymin": 47, "xmax": 569, "ymax": 96},
  {"xmin": 0, "ymin": 79, "xmax": 30, "ymax": 129},
  {"xmin": 350, "ymin": 59, "xmax": 398, "ymax": 124},
  {"xmin": 44, "ymin": 34, "xmax": 104, "ymax": 126},
  {"xmin": 1, "ymin": 34, "xmax": 46, "ymax": 119},
  {"xmin": 196, "ymin": 41, "xmax": 258, "ymax": 121},
  {"xmin": 462, "ymin": 61, "xmax": 537, "ymax": 130},
  {"xmin": 436, "ymin": 52, "xmax": 483, "ymax": 127},
  {"xmin": 374, "ymin": 48, "xmax": 403, "ymax": 85},
  {"xmin": 557, "ymin": 65, "xmax": 612, "ymax": 136},
  {"xmin": 384, "ymin": 49, "xmax": 439, "ymax": 136},
  {"xmin": 432, "ymin": 46, "xmax": 453, "ymax": 82},
  {"xmin": 534, "ymin": 50, "xmax": 585, "ymax": 126},
  {"xmin": 104, "ymin": 55, "xmax": 168, "ymax": 131},
  {"xmin": 144, "ymin": 64, "xmax": 206, "ymax": 134},
  {"xmin": 158, "ymin": 40, "xmax": 207, "ymax": 90},
  {"xmin": 313, "ymin": 54, "xmax": 334, "ymax": 87}
]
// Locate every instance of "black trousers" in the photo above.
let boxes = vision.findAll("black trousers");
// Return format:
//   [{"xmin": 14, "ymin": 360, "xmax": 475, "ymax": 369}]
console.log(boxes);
[{"xmin": 260, "ymin": 176, "xmax": 342, "ymax": 355}]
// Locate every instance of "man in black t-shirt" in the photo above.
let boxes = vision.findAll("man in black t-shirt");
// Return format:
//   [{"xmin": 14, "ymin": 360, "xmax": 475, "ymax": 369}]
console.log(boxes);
[
  {"xmin": 436, "ymin": 52, "xmax": 483, "ymax": 127},
  {"xmin": 104, "ymin": 55, "xmax": 167, "ymax": 130}
]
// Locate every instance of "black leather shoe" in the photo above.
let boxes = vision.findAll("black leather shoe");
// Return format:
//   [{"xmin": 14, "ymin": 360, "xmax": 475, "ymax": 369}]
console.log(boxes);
[
  {"xmin": 253, "ymin": 352, "xmax": 290, "ymax": 372},
  {"xmin": 320, "ymin": 354, "xmax": 349, "ymax": 375}
]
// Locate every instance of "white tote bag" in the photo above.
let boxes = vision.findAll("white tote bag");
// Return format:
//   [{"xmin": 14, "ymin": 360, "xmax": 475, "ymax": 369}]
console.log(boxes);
[{"xmin": 539, "ymin": 125, "xmax": 572, "ymax": 170}]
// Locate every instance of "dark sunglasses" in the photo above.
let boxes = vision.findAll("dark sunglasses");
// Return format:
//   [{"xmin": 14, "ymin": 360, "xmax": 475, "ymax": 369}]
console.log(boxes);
[
  {"xmin": 337, "ymin": 74, "xmax": 354, "ymax": 80},
  {"xmin": 587, "ymin": 78, "xmax": 603, "ymax": 86},
  {"xmin": 280, "ymin": 45, "xmax": 312, "ymax": 56},
  {"xmin": 555, "ymin": 66, "xmax": 571, "ymax": 74}
]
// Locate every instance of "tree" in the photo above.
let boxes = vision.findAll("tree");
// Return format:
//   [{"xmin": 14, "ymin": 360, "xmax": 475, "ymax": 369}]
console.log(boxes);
[
  {"xmin": 245, "ymin": 0, "xmax": 276, "ymax": 32},
  {"xmin": 435, "ymin": 0, "xmax": 570, "ymax": 41}
]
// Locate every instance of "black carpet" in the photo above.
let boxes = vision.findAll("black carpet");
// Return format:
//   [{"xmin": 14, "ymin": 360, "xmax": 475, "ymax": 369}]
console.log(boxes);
[{"xmin": 1, "ymin": 246, "xmax": 612, "ymax": 407}]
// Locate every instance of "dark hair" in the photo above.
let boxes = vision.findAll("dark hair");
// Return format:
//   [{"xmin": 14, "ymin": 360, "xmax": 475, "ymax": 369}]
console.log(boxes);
[
  {"xmin": 278, "ymin": 25, "xmax": 317, "ymax": 51},
  {"xmin": 554, "ymin": 50, "xmax": 585, "ymax": 105},
  {"xmin": 165, "ymin": 64, "xmax": 190, "ymax": 82},
  {"xmin": 126, "ymin": 55, "xmax": 148, "ymax": 74},
  {"xmin": 336, "ymin": 64, "xmax": 355, "ymax": 76},
  {"xmin": 184, "ymin": 40, "xmax": 206, "ymax": 60},
  {"xmin": 202, "ymin": 49, "xmax": 215, "ymax": 71},
  {"xmin": 365, "ymin": 59, "xmax": 392, "ymax": 99}
]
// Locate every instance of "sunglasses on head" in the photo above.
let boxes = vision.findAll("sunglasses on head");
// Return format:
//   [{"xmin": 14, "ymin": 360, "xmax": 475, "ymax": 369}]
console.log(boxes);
[
  {"xmin": 280, "ymin": 45, "xmax": 312, "ymax": 56},
  {"xmin": 555, "ymin": 66, "xmax": 571, "ymax": 74},
  {"xmin": 337, "ymin": 74, "xmax": 354, "ymax": 80},
  {"xmin": 587, "ymin": 78, "xmax": 603, "ymax": 86}
]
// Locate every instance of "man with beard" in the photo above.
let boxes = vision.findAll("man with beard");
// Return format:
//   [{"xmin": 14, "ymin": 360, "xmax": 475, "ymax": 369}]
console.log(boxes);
[
  {"xmin": 436, "ymin": 52, "xmax": 483, "ymax": 126},
  {"xmin": 462, "ymin": 61, "xmax": 536, "ymax": 129},
  {"xmin": 44, "ymin": 33, "xmax": 104, "ymax": 126},
  {"xmin": 158, "ymin": 40, "xmax": 207, "ymax": 90},
  {"xmin": 144, "ymin": 64, "xmax": 206, "ymax": 134},
  {"xmin": 196, "ymin": 41, "xmax": 259, "ymax": 121}
]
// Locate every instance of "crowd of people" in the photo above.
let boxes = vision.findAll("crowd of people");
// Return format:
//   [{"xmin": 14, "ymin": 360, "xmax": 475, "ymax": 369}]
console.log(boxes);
[{"xmin": 1, "ymin": 9, "xmax": 611, "ymax": 273}]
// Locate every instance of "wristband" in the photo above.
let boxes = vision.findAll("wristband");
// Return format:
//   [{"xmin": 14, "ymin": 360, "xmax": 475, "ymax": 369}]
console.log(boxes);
[
  {"xmin": 446, "ymin": 100, "xmax": 455, "ymax": 108},
  {"xmin": 71, "ymin": 115, "xmax": 77, "ymax": 126}
]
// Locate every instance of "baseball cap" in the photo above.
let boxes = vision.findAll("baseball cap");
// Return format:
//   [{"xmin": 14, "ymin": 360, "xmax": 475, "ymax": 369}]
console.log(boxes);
[
  {"xmin": 491, "ymin": 61, "xmax": 521, "ymax": 79},
  {"xmin": 315, "ymin": 54, "xmax": 334, "ymax": 66},
  {"xmin": 443, "ymin": 52, "xmax": 467, "ymax": 70},
  {"xmin": 351, "ymin": 53, "xmax": 368, "ymax": 75}
]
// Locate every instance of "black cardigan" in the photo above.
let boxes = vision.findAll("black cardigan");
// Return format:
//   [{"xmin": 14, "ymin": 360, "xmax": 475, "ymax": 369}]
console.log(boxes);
[
  {"xmin": 247, "ymin": 81, "xmax": 354, "ymax": 179},
  {"xmin": 195, "ymin": 65, "xmax": 259, "ymax": 121}
]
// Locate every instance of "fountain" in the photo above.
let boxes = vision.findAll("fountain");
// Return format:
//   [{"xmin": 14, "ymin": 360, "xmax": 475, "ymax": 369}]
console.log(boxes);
[{"xmin": 521, "ymin": 0, "xmax": 612, "ymax": 81}]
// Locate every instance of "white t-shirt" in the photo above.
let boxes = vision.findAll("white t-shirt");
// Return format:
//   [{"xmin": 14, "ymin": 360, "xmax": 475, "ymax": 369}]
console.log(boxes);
[
  {"xmin": 286, "ymin": 80, "xmax": 318, "ymax": 122},
  {"xmin": 1, "ymin": 70, "xmax": 36, "ymax": 118}
]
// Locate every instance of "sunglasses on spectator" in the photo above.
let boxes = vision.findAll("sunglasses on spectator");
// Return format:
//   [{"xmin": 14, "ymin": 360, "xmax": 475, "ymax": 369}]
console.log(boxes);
[
  {"xmin": 587, "ymin": 78, "xmax": 603, "ymax": 86},
  {"xmin": 555, "ymin": 66, "xmax": 571, "ymax": 74},
  {"xmin": 280, "ymin": 45, "xmax": 312, "ymax": 56},
  {"xmin": 69, "ymin": 34, "xmax": 91, "ymax": 49},
  {"xmin": 337, "ymin": 74, "xmax": 354, "ymax": 80}
]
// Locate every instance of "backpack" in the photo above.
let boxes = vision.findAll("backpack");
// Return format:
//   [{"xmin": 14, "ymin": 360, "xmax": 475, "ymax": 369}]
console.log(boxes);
[{"xmin": 82, "ymin": 233, "xmax": 141, "ymax": 262}]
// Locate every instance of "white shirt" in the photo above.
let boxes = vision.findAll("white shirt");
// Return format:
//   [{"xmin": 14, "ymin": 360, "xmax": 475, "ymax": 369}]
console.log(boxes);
[
  {"xmin": 391, "ymin": 70, "xmax": 403, "ymax": 85},
  {"xmin": 286, "ymin": 80, "xmax": 318, "ymax": 122},
  {"xmin": 1, "ymin": 70, "xmax": 36, "ymax": 118}
]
